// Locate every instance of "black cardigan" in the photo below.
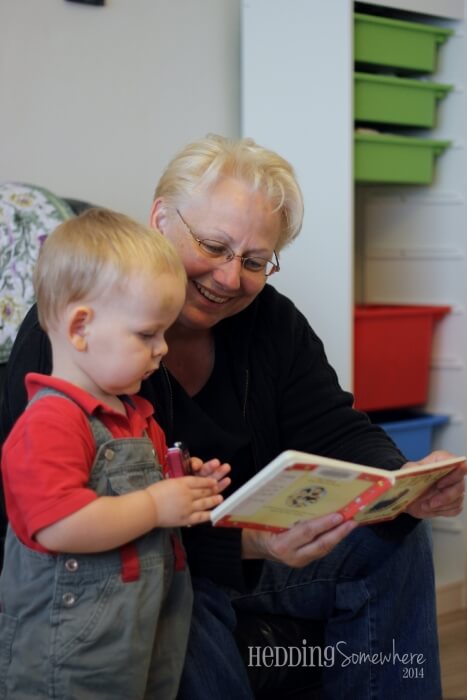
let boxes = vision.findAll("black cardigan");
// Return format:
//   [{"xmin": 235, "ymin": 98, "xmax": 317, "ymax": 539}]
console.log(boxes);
[{"xmin": 0, "ymin": 286, "xmax": 415, "ymax": 583}]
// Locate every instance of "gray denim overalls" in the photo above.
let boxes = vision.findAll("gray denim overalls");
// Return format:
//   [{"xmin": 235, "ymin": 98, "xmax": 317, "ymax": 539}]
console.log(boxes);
[{"xmin": 0, "ymin": 389, "xmax": 193, "ymax": 700}]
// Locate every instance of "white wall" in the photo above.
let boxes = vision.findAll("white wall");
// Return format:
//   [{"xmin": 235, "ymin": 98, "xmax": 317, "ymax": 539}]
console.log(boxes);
[
  {"xmin": 0, "ymin": 0, "xmax": 241, "ymax": 222},
  {"xmin": 242, "ymin": 0, "xmax": 354, "ymax": 389}
]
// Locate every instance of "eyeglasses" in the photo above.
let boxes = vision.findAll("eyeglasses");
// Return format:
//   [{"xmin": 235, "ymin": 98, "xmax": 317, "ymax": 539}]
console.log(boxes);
[{"xmin": 176, "ymin": 209, "xmax": 280, "ymax": 277}]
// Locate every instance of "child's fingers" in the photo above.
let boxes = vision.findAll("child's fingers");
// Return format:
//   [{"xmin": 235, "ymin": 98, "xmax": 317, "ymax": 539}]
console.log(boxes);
[
  {"xmin": 202, "ymin": 458, "xmax": 221, "ymax": 470},
  {"xmin": 190, "ymin": 457, "xmax": 204, "ymax": 474},
  {"xmin": 184, "ymin": 476, "xmax": 218, "ymax": 490},
  {"xmin": 186, "ymin": 511, "xmax": 214, "ymax": 526},
  {"xmin": 197, "ymin": 460, "xmax": 232, "ymax": 479},
  {"xmin": 216, "ymin": 476, "xmax": 231, "ymax": 493},
  {"xmin": 192, "ymin": 494, "xmax": 223, "ymax": 512},
  {"xmin": 191, "ymin": 457, "xmax": 220, "ymax": 475},
  {"xmin": 212, "ymin": 463, "xmax": 231, "ymax": 479}
]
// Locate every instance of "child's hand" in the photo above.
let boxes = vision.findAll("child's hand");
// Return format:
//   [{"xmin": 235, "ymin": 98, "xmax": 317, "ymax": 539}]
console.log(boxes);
[
  {"xmin": 191, "ymin": 457, "xmax": 231, "ymax": 493},
  {"xmin": 146, "ymin": 476, "xmax": 224, "ymax": 527}
]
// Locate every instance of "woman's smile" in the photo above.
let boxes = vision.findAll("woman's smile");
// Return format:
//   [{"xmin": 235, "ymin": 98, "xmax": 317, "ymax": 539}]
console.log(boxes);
[{"xmin": 193, "ymin": 280, "xmax": 231, "ymax": 304}]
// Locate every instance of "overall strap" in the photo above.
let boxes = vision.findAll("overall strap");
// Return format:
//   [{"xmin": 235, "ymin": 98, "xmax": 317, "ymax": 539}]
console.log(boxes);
[
  {"xmin": 27, "ymin": 387, "xmax": 113, "ymax": 447},
  {"xmin": 27, "ymin": 387, "xmax": 145, "ymax": 582}
]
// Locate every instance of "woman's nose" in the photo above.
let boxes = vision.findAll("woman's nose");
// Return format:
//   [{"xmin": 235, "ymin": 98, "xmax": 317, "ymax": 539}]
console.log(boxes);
[{"xmin": 211, "ymin": 256, "xmax": 243, "ymax": 290}]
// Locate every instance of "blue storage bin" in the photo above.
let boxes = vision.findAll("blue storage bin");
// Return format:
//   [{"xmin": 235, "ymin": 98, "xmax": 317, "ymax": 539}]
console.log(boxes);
[{"xmin": 368, "ymin": 411, "xmax": 449, "ymax": 460}]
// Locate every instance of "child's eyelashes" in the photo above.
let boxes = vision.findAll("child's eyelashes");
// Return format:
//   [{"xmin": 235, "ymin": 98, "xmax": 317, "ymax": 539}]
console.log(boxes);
[{"xmin": 138, "ymin": 331, "xmax": 157, "ymax": 339}]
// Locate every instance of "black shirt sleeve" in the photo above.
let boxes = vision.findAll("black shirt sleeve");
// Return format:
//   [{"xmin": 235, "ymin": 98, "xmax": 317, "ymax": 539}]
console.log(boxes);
[
  {"xmin": 261, "ymin": 294, "xmax": 418, "ymax": 540},
  {"xmin": 0, "ymin": 304, "xmax": 52, "ymax": 445}
]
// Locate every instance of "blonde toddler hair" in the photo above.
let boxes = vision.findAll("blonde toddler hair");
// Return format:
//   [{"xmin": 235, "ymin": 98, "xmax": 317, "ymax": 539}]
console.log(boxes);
[{"xmin": 34, "ymin": 207, "xmax": 186, "ymax": 331}]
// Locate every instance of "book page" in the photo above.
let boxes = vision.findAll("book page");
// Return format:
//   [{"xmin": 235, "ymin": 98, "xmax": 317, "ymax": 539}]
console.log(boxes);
[
  {"xmin": 215, "ymin": 463, "xmax": 392, "ymax": 531},
  {"xmin": 354, "ymin": 463, "xmax": 458, "ymax": 523},
  {"xmin": 211, "ymin": 451, "xmax": 464, "ymax": 531}
]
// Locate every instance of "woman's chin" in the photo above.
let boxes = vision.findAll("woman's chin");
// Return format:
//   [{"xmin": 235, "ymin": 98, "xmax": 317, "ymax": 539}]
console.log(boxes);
[{"xmin": 179, "ymin": 294, "xmax": 243, "ymax": 330}]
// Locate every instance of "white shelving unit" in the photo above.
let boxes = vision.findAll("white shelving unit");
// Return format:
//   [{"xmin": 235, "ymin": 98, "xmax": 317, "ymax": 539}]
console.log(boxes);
[{"xmin": 242, "ymin": 0, "xmax": 466, "ymax": 606}]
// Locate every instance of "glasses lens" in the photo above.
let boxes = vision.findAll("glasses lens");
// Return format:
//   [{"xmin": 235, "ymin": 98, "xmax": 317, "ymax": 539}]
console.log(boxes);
[
  {"xmin": 198, "ymin": 239, "xmax": 230, "ymax": 258},
  {"xmin": 242, "ymin": 257, "xmax": 269, "ymax": 274}
]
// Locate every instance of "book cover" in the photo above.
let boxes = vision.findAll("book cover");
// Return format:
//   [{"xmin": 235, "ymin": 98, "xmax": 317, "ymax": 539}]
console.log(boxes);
[{"xmin": 211, "ymin": 450, "xmax": 463, "ymax": 532}]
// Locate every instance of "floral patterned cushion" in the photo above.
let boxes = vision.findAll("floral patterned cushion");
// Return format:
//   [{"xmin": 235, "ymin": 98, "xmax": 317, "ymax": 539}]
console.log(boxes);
[{"xmin": 0, "ymin": 183, "xmax": 74, "ymax": 363}]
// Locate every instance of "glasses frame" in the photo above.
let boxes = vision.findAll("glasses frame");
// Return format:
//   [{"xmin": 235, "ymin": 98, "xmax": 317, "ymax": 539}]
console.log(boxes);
[{"xmin": 176, "ymin": 209, "xmax": 280, "ymax": 277}]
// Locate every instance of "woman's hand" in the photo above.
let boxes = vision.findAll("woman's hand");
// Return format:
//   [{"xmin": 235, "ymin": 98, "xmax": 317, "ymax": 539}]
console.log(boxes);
[
  {"xmin": 191, "ymin": 456, "xmax": 231, "ymax": 493},
  {"xmin": 241, "ymin": 513, "xmax": 358, "ymax": 568},
  {"xmin": 404, "ymin": 450, "xmax": 466, "ymax": 519}
]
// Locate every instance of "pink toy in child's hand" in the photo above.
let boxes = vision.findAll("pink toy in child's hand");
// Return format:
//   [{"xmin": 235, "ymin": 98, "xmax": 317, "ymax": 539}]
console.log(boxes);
[{"xmin": 166, "ymin": 442, "xmax": 192, "ymax": 478}]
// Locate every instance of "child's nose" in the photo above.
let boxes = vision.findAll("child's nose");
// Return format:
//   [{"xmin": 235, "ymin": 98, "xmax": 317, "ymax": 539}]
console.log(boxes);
[{"xmin": 153, "ymin": 338, "xmax": 168, "ymax": 358}]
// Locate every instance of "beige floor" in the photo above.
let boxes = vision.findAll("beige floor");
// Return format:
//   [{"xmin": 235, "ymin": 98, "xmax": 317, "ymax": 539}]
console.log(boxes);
[{"xmin": 438, "ymin": 609, "xmax": 467, "ymax": 699}]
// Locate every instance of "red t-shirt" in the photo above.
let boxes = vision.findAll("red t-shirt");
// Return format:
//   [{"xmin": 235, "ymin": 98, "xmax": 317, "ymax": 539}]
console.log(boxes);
[{"xmin": 1, "ymin": 373, "xmax": 168, "ymax": 553}]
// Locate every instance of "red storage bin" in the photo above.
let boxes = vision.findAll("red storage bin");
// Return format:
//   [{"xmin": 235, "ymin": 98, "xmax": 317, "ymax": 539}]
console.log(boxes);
[{"xmin": 354, "ymin": 304, "xmax": 450, "ymax": 411}]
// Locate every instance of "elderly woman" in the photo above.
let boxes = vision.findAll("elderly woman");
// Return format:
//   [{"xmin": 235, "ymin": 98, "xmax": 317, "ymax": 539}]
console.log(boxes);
[{"xmin": 1, "ymin": 135, "xmax": 465, "ymax": 700}]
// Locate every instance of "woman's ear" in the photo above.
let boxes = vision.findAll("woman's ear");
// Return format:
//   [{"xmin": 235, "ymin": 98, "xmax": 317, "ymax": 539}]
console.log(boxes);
[
  {"xmin": 149, "ymin": 197, "xmax": 169, "ymax": 234},
  {"xmin": 68, "ymin": 306, "xmax": 93, "ymax": 351}
]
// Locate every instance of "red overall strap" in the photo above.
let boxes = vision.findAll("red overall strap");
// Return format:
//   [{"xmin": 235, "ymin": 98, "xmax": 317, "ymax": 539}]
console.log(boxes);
[
  {"xmin": 119, "ymin": 542, "xmax": 141, "ymax": 582},
  {"xmin": 162, "ymin": 451, "xmax": 186, "ymax": 571},
  {"xmin": 171, "ymin": 533, "xmax": 186, "ymax": 571}
]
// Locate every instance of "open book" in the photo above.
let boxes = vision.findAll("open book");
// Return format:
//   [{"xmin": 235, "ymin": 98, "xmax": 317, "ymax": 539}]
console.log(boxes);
[{"xmin": 211, "ymin": 450, "xmax": 464, "ymax": 531}]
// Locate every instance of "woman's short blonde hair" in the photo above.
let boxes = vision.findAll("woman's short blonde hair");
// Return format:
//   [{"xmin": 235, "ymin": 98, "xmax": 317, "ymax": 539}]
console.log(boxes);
[
  {"xmin": 34, "ymin": 208, "xmax": 186, "ymax": 331},
  {"xmin": 154, "ymin": 134, "xmax": 304, "ymax": 251}
]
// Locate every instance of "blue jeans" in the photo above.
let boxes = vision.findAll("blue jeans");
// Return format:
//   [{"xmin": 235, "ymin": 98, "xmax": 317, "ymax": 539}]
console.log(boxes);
[{"xmin": 177, "ymin": 521, "xmax": 441, "ymax": 700}]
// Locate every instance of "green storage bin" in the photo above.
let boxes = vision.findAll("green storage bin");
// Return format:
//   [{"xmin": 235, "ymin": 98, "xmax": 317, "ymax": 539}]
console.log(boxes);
[
  {"xmin": 354, "ymin": 132, "xmax": 450, "ymax": 184},
  {"xmin": 354, "ymin": 72, "xmax": 452, "ymax": 128},
  {"xmin": 354, "ymin": 13, "xmax": 453, "ymax": 73}
]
